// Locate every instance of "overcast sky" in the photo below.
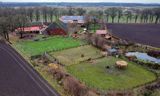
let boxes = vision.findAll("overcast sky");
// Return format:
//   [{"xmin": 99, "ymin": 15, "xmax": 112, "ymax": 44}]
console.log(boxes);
[{"xmin": 1, "ymin": 0, "xmax": 160, "ymax": 3}]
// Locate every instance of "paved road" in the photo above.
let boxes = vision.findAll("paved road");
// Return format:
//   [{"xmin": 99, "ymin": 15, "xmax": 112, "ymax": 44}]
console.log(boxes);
[{"xmin": 0, "ymin": 42, "xmax": 60, "ymax": 96}]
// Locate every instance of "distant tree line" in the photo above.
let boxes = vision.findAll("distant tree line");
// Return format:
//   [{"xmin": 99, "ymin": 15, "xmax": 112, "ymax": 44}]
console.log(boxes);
[
  {"xmin": 0, "ymin": 6, "xmax": 160, "ymax": 41},
  {"xmin": 104, "ymin": 7, "xmax": 160, "ymax": 24}
]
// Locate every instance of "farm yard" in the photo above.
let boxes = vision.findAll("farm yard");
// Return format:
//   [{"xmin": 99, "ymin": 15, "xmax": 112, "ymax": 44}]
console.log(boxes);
[
  {"xmin": 50, "ymin": 45, "xmax": 102, "ymax": 65},
  {"xmin": 1, "ymin": 4, "xmax": 160, "ymax": 96},
  {"xmin": 66, "ymin": 57, "xmax": 156, "ymax": 90},
  {"xmin": 13, "ymin": 36, "xmax": 85, "ymax": 56},
  {"xmin": 11, "ymin": 33, "xmax": 159, "ymax": 95},
  {"xmin": 9, "ymin": 22, "xmax": 160, "ymax": 96},
  {"xmin": 107, "ymin": 23, "xmax": 160, "ymax": 48}
]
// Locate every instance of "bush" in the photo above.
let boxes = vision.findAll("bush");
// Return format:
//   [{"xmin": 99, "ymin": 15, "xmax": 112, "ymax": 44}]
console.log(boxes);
[
  {"xmin": 85, "ymin": 91, "xmax": 98, "ymax": 96},
  {"xmin": 54, "ymin": 70, "xmax": 67, "ymax": 81},
  {"xmin": 63, "ymin": 76, "xmax": 88, "ymax": 96}
]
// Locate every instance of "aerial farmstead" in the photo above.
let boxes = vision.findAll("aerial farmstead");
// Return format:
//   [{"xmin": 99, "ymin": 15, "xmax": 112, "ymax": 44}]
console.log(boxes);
[{"xmin": 0, "ymin": 3, "xmax": 160, "ymax": 96}]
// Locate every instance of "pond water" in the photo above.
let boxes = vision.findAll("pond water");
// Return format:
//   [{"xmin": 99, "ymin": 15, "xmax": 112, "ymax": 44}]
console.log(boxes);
[{"xmin": 126, "ymin": 52, "xmax": 160, "ymax": 64}]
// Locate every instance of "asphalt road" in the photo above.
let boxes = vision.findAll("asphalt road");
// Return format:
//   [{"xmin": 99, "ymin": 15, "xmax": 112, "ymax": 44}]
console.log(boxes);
[{"xmin": 0, "ymin": 42, "xmax": 60, "ymax": 96}]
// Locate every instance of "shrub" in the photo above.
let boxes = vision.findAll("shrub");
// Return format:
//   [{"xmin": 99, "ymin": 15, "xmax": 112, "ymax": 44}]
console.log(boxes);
[
  {"xmin": 85, "ymin": 91, "xmax": 98, "ymax": 96},
  {"xmin": 54, "ymin": 70, "xmax": 67, "ymax": 81},
  {"xmin": 63, "ymin": 76, "xmax": 88, "ymax": 96}
]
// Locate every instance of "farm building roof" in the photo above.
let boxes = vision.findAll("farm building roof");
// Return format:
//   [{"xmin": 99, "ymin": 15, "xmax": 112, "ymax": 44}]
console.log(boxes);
[
  {"xmin": 16, "ymin": 26, "xmax": 42, "ymax": 32},
  {"xmin": 96, "ymin": 30, "xmax": 107, "ymax": 35},
  {"xmin": 59, "ymin": 16, "xmax": 85, "ymax": 23},
  {"xmin": 45, "ymin": 23, "xmax": 60, "ymax": 31},
  {"xmin": 44, "ymin": 23, "xmax": 66, "ymax": 35}
]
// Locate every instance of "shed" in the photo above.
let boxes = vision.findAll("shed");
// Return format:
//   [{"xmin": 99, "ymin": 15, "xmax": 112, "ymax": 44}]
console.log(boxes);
[{"xmin": 96, "ymin": 30, "xmax": 107, "ymax": 37}]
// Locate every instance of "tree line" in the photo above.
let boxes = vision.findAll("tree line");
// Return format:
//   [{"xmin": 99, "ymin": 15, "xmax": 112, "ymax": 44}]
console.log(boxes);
[{"xmin": 0, "ymin": 7, "xmax": 160, "ymax": 41}]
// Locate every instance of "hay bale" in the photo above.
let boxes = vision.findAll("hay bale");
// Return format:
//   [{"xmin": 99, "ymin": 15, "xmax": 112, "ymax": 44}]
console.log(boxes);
[
  {"xmin": 48, "ymin": 63, "xmax": 59, "ymax": 70},
  {"xmin": 116, "ymin": 60, "xmax": 128, "ymax": 69}
]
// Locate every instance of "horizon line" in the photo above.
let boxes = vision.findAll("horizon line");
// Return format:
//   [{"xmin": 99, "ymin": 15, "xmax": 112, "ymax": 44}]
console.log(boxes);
[{"xmin": 1, "ymin": 1, "xmax": 160, "ymax": 4}]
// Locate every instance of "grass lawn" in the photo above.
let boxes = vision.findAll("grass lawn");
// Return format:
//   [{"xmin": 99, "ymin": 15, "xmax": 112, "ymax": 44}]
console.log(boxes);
[
  {"xmin": 66, "ymin": 57, "xmax": 156, "ymax": 90},
  {"xmin": 50, "ymin": 45, "xmax": 102, "ymax": 65},
  {"xmin": 14, "ymin": 36, "xmax": 85, "ymax": 56}
]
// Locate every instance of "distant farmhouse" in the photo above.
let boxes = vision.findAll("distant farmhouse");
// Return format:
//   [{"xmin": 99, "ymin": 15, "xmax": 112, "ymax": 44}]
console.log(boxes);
[
  {"xmin": 15, "ymin": 22, "xmax": 67, "ymax": 38},
  {"xmin": 59, "ymin": 16, "xmax": 86, "ymax": 24},
  {"xmin": 15, "ymin": 22, "xmax": 49, "ymax": 34},
  {"xmin": 15, "ymin": 26, "xmax": 43, "ymax": 34}
]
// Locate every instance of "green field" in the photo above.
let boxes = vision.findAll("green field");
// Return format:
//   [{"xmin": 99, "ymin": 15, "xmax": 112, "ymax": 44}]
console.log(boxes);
[
  {"xmin": 66, "ymin": 57, "xmax": 156, "ymax": 90},
  {"xmin": 50, "ymin": 45, "xmax": 102, "ymax": 65},
  {"xmin": 14, "ymin": 36, "xmax": 85, "ymax": 56}
]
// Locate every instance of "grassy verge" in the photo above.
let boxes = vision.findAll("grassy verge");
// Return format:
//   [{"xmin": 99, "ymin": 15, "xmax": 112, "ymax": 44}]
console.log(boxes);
[{"xmin": 34, "ymin": 64, "xmax": 70, "ymax": 96}]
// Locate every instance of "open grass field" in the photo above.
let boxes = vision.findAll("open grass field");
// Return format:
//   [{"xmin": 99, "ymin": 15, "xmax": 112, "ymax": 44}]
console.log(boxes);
[
  {"xmin": 14, "ymin": 36, "xmax": 85, "ymax": 56},
  {"xmin": 107, "ymin": 23, "xmax": 160, "ymax": 48},
  {"xmin": 66, "ymin": 57, "xmax": 156, "ymax": 90},
  {"xmin": 50, "ymin": 45, "xmax": 102, "ymax": 65}
]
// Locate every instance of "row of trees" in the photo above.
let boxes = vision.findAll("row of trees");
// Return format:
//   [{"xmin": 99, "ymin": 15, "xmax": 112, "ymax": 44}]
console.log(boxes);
[
  {"xmin": 104, "ymin": 7, "xmax": 160, "ymax": 23},
  {"xmin": 87, "ymin": 7, "xmax": 160, "ymax": 24},
  {"xmin": 0, "ymin": 7, "xmax": 160, "ymax": 41}
]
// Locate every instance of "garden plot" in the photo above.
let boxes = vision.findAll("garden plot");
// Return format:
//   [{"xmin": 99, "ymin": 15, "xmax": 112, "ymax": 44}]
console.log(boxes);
[
  {"xmin": 66, "ymin": 57, "xmax": 156, "ymax": 90},
  {"xmin": 50, "ymin": 45, "xmax": 103, "ymax": 65}
]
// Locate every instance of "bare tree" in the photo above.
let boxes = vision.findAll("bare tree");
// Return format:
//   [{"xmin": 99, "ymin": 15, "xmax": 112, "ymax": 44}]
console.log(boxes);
[
  {"xmin": 42, "ymin": 7, "xmax": 48, "ymax": 22},
  {"xmin": 76, "ymin": 8, "xmax": 86, "ymax": 16},
  {"xmin": 68, "ymin": 6, "xmax": 76, "ymax": 15},
  {"xmin": 104, "ymin": 9, "xmax": 109, "ymax": 23},
  {"xmin": 35, "ymin": 7, "xmax": 40, "ymax": 22},
  {"xmin": 134, "ymin": 9, "xmax": 140, "ymax": 23},
  {"xmin": 107, "ymin": 8, "xmax": 118, "ymax": 23},
  {"xmin": 125, "ymin": 10, "xmax": 132, "ymax": 23},
  {"xmin": 0, "ymin": 17, "xmax": 10, "ymax": 41},
  {"xmin": 15, "ymin": 15, "xmax": 28, "ymax": 38},
  {"xmin": 48, "ymin": 8, "xmax": 54, "ymax": 22},
  {"xmin": 117, "ymin": 8, "xmax": 123, "ymax": 23},
  {"xmin": 154, "ymin": 8, "xmax": 160, "ymax": 24},
  {"xmin": 27, "ymin": 8, "xmax": 34, "ymax": 22}
]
